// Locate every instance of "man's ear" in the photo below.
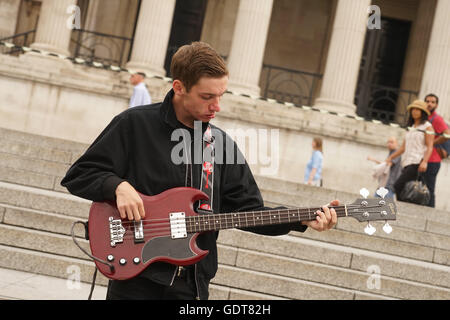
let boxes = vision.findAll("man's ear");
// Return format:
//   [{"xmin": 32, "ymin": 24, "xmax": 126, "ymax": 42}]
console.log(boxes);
[{"xmin": 173, "ymin": 80, "xmax": 185, "ymax": 95}]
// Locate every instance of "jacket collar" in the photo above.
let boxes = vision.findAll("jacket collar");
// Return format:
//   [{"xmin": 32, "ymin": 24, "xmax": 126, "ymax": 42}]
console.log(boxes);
[
  {"xmin": 159, "ymin": 89, "xmax": 210, "ymax": 133},
  {"xmin": 160, "ymin": 89, "xmax": 180, "ymax": 128}
]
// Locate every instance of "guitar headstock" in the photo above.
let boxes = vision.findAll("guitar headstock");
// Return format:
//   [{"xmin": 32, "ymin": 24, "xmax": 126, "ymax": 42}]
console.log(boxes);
[{"xmin": 346, "ymin": 188, "xmax": 397, "ymax": 235}]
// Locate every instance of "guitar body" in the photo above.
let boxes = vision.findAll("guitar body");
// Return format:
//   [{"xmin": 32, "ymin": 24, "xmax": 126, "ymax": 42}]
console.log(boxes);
[{"xmin": 88, "ymin": 187, "xmax": 209, "ymax": 280}]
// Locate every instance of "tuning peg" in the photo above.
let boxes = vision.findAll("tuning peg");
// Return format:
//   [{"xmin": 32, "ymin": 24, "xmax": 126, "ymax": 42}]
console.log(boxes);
[
  {"xmin": 382, "ymin": 221, "xmax": 392, "ymax": 234},
  {"xmin": 359, "ymin": 188, "xmax": 370, "ymax": 199},
  {"xmin": 376, "ymin": 187, "xmax": 389, "ymax": 199},
  {"xmin": 364, "ymin": 222, "xmax": 376, "ymax": 235}
]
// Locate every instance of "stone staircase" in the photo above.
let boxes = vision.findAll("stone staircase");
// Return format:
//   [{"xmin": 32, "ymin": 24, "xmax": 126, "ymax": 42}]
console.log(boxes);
[{"xmin": 0, "ymin": 127, "xmax": 449, "ymax": 300}]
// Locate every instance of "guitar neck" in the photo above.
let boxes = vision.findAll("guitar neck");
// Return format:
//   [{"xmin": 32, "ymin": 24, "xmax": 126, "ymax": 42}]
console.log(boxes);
[{"xmin": 186, "ymin": 206, "xmax": 349, "ymax": 233}]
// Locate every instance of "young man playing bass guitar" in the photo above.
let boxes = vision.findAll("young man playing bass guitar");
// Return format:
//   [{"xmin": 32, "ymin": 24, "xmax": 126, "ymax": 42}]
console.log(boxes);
[{"xmin": 61, "ymin": 42, "xmax": 338, "ymax": 300}]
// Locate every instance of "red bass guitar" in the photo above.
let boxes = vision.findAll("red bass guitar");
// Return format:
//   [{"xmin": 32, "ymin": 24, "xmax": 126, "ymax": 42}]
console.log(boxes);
[{"xmin": 87, "ymin": 187, "xmax": 397, "ymax": 280}]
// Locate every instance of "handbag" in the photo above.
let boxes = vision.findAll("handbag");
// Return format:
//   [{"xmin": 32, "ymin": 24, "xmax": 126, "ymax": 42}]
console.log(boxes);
[{"xmin": 400, "ymin": 174, "xmax": 430, "ymax": 205}]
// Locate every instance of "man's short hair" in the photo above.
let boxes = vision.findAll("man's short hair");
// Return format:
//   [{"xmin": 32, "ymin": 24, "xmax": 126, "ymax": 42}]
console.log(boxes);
[
  {"xmin": 424, "ymin": 93, "xmax": 439, "ymax": 105},
  {"xmin": 170, "ymin": 42, "xmax": 229, "ymax": 92}
]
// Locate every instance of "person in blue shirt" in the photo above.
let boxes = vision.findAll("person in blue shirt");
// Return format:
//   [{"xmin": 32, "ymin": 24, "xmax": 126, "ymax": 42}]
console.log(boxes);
[
  {"xmin": 129, "ymin": 72, "xmax": 152, "ymax": 108},
  {"xmin": 304, "ymin": 137, "xmax": 323, "ymax": 186}
]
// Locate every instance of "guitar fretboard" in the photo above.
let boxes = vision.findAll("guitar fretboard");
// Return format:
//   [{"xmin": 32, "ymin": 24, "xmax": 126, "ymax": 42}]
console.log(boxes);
[{"xmin": 185, "ymin": 206, "xmax": 349, "ymax": 233}]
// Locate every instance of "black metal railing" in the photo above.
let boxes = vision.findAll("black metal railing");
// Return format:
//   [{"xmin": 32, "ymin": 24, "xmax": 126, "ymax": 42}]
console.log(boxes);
[
  {"xmin": 260, "ymin": 64, "xmax": 322, "ymax": 106},
  {"xmin": 355, "ymin": 82, "xmax": 419, "ymax": 125},
  {"xmin": 70, "ymin": 29, "xmax": 133, "ymax": 68},
  {"xmin": 0, "ymin": 29, "xmax": 36, "ymax": 55}
]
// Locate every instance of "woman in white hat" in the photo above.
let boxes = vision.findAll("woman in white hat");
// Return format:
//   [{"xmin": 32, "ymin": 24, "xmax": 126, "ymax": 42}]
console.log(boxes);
[{"xmin": 385, "ymin": 100, "xmax": 434, "ymax": 202}]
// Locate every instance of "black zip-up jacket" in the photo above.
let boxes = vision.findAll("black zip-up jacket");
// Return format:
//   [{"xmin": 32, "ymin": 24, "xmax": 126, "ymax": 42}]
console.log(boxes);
[{"xmin": 61, "ymin": 89, "xmax": 307, "ymax": 299}]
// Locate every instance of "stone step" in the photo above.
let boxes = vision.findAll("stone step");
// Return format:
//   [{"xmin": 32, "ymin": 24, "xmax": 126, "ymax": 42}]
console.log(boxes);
[
  {"xmin": 2, "ymin": 179, "xmax": 449, "ymax": 267},
  {"xmin": 1, "ymin": 144, "xmax": 449, "ymax": 227},
  {"xmin": 218, "ymin": 229, "xmax": 450, "ymax": 290},
  {"xmin": 212, "ymin": 265, "xmax": 395, "ymax": 300},
  {"xmin": 3, "ymin": 198, "xmax": 450, "ymax": 288},
  {"xmin": 0, "ymin": 204, "xmax": 87, "ymax": 238},
  {"xmin": 0, "ymin": 165, "xmax": 62, "ymax": 193},
  {"xmin": 2, "ymin": 128, "xmax": 448, "ymax": 300},
  {"xmin": 230, "ymin": 248, "xmax": 450, "ymax": 300},
  {"xmin": 256, "ymin": 175, "xmax": 450, "ymax": 218},
  {"xmin": 0, "ymin": 241, "xmax": 387, "ymax": 300},
  {"xmin": 297, "ymin": 219, "xmax": 450, "ymax": 266},
  {"xmin": 0, "ymin": 137, "xmax": 74, "ymax": 164},
  {"xmin": 0, "ymin": 244, "xmax": 284, "ymax": 300},
  {"xmin": 0, "ymin": 181, "xmax": 91, "ymax": 218},
  {"xmin": 2, "ymin": 125, "xmax": 450, "ymax": 217},
  {"xmin": 3, "ymin": 205, "xmax": 450, "ymax": 299},
  {"xmin": 0, "ymin": 267, "xmax": 107, "ymax": 300},
  {"xmin": 0, "ymin": 127, "xmax": 87, "ymax": 156},
  {"xmin": 2, "ymin": 127, "xmax": 449, "ymax": 221}
]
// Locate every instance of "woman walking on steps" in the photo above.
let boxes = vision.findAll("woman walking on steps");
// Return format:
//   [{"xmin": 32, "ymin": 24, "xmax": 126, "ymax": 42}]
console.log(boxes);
[{"xmin": 385, "ymin": 100, "xmax": 434, "ymax": 202}]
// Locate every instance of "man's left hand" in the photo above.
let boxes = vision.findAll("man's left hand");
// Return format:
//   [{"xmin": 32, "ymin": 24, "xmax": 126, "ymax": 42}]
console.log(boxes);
[{"xmin": 301, "ymin": 200, "xmax": 339, "ymax": 231}]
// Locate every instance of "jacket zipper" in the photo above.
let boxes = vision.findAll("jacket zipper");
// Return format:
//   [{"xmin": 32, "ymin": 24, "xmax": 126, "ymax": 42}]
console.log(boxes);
[
  {"xmin": 194, "ymin": 264, "xmax": 200, "ymax": 300},
  {"xmin": 169, "ymin": 265, "xmax": 177, "ymax": 286}
]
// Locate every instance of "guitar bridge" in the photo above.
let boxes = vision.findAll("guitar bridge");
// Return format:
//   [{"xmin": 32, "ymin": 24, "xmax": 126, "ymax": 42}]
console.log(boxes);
[{"xmin": 109, "ymin": 217, "xmax": 126, "ymax": 247}]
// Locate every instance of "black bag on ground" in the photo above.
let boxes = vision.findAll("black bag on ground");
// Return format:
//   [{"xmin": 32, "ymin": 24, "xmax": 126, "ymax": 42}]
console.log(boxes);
[{"xmin": 400, "ymin": 175, "xmax": 430, "ymax": 205}]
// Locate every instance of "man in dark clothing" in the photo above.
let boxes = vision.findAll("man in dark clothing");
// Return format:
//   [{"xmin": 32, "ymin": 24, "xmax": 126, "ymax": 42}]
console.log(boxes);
[
  {"xmin": 423, "ymin": 94, "xmax": 449, "ymax": 208},
  {"xmin": 61, "ymin": 42, "xmax": 338, "ymax": 300}
]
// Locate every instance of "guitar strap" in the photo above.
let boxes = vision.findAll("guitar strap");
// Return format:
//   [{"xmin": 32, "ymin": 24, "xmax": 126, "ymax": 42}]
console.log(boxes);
[
  {"xmin": 198, "ymin": 124, "xmax": 214, "ymax": 212},
  {"xmin": 183, "ymin": 123, "xmax": 214, "ymax": 212}
]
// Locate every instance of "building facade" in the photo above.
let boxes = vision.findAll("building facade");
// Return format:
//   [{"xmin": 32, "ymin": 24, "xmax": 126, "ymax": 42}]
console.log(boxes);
[{"xmin": 0, "ymin": 0, "xmax": 449, "ymax": 209}]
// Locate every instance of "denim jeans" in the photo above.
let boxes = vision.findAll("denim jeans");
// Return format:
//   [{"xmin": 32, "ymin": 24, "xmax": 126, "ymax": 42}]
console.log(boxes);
[{"xmin": 424, "ymin": 162, "xmax": 441, "ymax": 208}]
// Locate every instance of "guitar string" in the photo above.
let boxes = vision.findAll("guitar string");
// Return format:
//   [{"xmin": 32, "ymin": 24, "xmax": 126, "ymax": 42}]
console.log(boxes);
[
  {"xmin": 117, "ymin": 204, "xmax": 382, "ymax": 225},
  {"xmin": 118, "ymin": 206, "xmax": 351, "ymax": 224},
  {"xmin": 118, "ymin": 206, "xmax": 384, "ymax": 229},
  {"xmin": 119, "ymin": 208, "xmax": 389, "ymax": 239},
  {"xmin": 119, "ymin": 207, "xmax": 384, "ymax": 231},
  {"xmin": 120, "ymin": 211, "xmax": 350, "ymax": 238},
  {"xmin": 119, "ymin": 209, "xmax": 351, "ymax": 233}
]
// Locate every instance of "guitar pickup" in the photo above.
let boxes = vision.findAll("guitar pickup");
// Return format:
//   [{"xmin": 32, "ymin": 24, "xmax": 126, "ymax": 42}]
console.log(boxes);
[
  {"xmin": 170, "ymin": 212, "xmax": 187, "ymax": 239},
  {"xmin": 134, "ymin": 220, "xmax": 144, "ymax": 243}
]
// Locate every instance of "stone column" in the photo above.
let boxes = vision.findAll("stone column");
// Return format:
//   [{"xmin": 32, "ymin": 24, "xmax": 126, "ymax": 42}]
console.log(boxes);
[
  {"xmin": 30, "ymin": 0, "xmax": 77, "ymax": 57},
  {"xmin": 126, "ymin": 0, "xmax": 176, "ymax": 76},
  {"xmin": 419, "ymin": 0, "xmax": 450, "ymax": 121},
  {"xmin": 396, "ymin": 0, "xmax": 436, "ymax": 121},
  {"xmin": 314, "ymin": 0, "xmax": 371, "ymax": 115},
  {"xmin": 0, "ymin": 0, "xmax": 21, "ymax": 38},
  {"xmin": 226, "ymin": 0, "xmax": 274, "ymax": 96}
]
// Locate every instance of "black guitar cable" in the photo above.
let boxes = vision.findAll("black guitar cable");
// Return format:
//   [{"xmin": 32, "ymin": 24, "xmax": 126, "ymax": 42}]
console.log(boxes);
[{"xmin": 71, "ymin": 220, "xmax": 115, "ymax": 300}]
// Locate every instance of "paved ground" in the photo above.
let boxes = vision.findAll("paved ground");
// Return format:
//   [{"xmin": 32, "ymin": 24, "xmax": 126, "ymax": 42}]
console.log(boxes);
[{"xmin": 0, "ymin": 267, "xmax": 107, "ymax": 300}]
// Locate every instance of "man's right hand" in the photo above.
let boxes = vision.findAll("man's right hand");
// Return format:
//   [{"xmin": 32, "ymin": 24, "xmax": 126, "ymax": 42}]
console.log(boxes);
[{"xmin": 115, "ymin": 181, "xmax": 145, "ymax": 221}]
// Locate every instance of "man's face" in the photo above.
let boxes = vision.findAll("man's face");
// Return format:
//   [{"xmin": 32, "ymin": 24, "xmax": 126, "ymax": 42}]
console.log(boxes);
[
  {"xmin": 178, "ymin": 76, "xmax": 228, "ymax": 124},
  {"xmin": 425, "ymin": 96, "xmax": 438, "ymax": 113},
  {"xmin": 129, "ymin": 74, "xmax": 143, "ymax": 86}
]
